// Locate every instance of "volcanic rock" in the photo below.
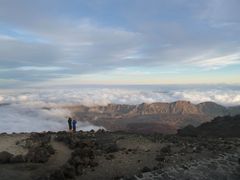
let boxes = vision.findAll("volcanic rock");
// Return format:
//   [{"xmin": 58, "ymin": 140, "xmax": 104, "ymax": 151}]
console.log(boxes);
[
  {"xmin": 160, "ymin": 145, "xmax": 171, "ymax": 154},
  {"xmin": 49, "ymin": 169, "xmax": 65, "ymax": 180},
  {"xmin": 61, "ymin": 163, "xmax": 76, "ymax": 179},
  {"xmin": 0, "ymin": 151, "xmax": 14, "ymax": 163},
  {"xmin": 25, "ymin": 145, "xmax": 53, "ymax": 163}
]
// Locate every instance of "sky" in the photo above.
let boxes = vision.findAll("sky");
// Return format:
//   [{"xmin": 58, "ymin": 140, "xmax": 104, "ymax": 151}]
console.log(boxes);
[{"xmin": 0, "ymin": 0, "xmax": 240, "ymax": 88}]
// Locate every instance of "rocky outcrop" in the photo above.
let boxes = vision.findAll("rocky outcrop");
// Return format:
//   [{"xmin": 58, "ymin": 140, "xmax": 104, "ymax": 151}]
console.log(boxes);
[
  {"xmin": 25, "ymin": 144, "xmax": 55, "ymax": 163},
  {"xmin": 178, "ymin": 114, "xmax": 240, "ymax": 137},
  {"xmin": 17, "ymin": 133, "xmax": 55, "ymax": 163},
  {"xmin": 0, "ymin": 151, "xmax": 26, "ymax": 164}
]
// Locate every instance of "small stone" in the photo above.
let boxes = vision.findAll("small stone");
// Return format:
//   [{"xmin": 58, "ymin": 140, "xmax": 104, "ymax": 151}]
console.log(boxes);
[
  {"xmin": 161, "ymin": 145, "xmax": 171, "ymax": 154},
  {"xmin": 136, "ymin": 173, "xmax": 143, "ymax": 178},
  {"xmin": 155, "ymin": 154, "xmax": 165, "ymax": 162},
  {"xmin": 141, "ymin": 166, "xmax": 151, "ymax": 173}
]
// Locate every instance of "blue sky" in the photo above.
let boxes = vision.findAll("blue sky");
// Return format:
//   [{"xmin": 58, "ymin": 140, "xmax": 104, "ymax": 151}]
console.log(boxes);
[{"xmin": 0, "ymin": 0, "xmax": 240, "ymax": 88}]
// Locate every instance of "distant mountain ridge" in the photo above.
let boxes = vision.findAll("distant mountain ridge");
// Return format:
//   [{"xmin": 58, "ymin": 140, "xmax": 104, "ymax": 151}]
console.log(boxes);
[
  {"xmin": 66, "ymin": 101, "xmax": 240, "ymax": 134},
  {"xmin": 68, "ymin": 101, "xmax": 239, "ymax": 116}
]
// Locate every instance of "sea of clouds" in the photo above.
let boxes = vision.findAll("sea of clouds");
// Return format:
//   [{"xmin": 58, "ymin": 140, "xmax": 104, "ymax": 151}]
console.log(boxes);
[{"xmin": 0, "ymin": 85, "xmax": 240, "ymax": 133}]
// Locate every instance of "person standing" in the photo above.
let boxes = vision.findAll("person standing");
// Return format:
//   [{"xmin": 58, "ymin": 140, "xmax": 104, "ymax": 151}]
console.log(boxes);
[
  {"xmin": 68, "ymin": 117, "xmax": 72, "ymax": 131},
  {"xmin": 72, "ymin": 119, "xmax": 77, "ymax": 132}
]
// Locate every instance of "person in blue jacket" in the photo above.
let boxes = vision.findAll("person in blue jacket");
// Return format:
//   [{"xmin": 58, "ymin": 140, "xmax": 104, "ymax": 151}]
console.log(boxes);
[{"xmin": 72, "ymin": 119, "xmax": 77, "ymax": 132}]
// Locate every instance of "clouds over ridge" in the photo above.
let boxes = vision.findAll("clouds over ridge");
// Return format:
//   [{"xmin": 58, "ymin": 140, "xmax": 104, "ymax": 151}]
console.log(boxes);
[{"xmin": 0, "ymin": 85, "xmax": 239, "ymax": 132}]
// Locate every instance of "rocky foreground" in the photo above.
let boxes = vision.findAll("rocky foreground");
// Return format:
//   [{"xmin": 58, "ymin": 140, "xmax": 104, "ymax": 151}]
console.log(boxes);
[{"xmin": 0, "ymin": 130, "xmax": 239, "ymax": 180}]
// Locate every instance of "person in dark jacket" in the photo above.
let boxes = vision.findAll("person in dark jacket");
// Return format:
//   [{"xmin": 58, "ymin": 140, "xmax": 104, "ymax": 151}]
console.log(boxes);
[
  {"xmin": 72, "ymin": 119, "xmax": 77, "ymax": 132},
  {"xmin": 68, "ymin": 117, "xmax": 72, "ymax": 131}
]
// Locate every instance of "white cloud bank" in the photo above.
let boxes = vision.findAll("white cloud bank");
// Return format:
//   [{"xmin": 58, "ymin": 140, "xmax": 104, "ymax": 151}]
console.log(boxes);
[
  {"xmin": 0, "ymin": 104, "xmax": 102, "ymax": 133},
  {"xmin": 0, "ymin": 86, "xmax": 240, "ymax": 133},
  {"xmin": 1, "ymin": 86, "xmax": 240, "ymax": 106}
]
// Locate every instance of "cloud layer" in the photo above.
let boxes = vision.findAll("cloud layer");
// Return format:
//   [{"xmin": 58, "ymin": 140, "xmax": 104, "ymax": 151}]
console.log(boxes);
[
  {"xmin": 1, "ymin": 86, "xmax": 240, "ymax": 107},
  {"xmin": 0, "ymin": 85, "xmax": 240, "ymax": 133},
  {"xmin": 0, "ymin": 104, "xmax": 103, "ymax": 133}
]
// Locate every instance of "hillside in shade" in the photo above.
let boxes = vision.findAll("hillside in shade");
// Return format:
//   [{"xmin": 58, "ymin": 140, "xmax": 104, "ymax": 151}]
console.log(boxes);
[{"xmin": 178, "ymin": 114, "xmax": 240, "ymax": 137}]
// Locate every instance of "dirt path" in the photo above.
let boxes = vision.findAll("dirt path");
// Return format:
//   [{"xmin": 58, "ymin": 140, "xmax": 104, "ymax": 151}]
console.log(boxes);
[
  {"xmin": 31, "ymin": 136, "xmax": 72, "ymax": 178},
  {"xmin": 46, "ymin": 139, "xmax": 72, "ymax": 168}
]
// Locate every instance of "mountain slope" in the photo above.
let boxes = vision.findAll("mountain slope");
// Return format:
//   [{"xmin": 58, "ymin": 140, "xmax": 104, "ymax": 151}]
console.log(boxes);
[
  {"xmin": 178, "ymin": 114, "xmax": 240, "ymax": 137},
  {"xmin": 66, "ymin": 101, "xmax": 240, "ymax": 134}
]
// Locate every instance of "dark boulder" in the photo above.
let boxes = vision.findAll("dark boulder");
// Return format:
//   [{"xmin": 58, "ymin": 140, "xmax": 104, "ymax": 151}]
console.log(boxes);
[
  {"xmin": 141, "ymin": 166, "xmax": 151, "ymax": 172},
  {"xmin": 25, "ymin": 146, "xmax": 51, "ymax": 163},
  {"xmin": 68, "ymin": 155, "xmax": 83, "ymax": 166},
  {"xmin": 76, "ymin": 165, "xmax": 83, "ymax": 175},
  {"xmin": 46, "ymin": 145, "xmax": 55, "ymax": 155},
  {"xmin": 49, "ymin": 169, "xmax": 65, "ymax": 180},
  {"xmin": 104, "ymin": 143, "xmax": 119, "ymax": 153},
  {"xmin": 160, "ymin": 145, "xmax": 171, "ymax": 154},
  {"xmin": 0, "ymin": 151, "xmax": 14, "ymax": 163},
  {"xmin": 72, "ymin": 147, "xmax": 94, "ymax": 159},
  {"xmin": 155, "ymin": 154, "xmax": 165, "ymax": 162},
  {"xmin": 89, "ymin": 160, "xmax": 98, "ymax": 167},
  {"xmin": 61, "ymin": 163, "xmax": 76, "ymax": 179}
]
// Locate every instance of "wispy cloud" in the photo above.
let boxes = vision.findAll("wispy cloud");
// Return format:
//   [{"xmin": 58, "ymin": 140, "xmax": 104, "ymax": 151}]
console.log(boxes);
[
  {"xmin": 0, "ymin": 34, "xmax": 16, "ymax": 41},
  {"xmin": 186, "ymin": 52, "xmax": 240, "ymax": 70},
  {"xmin": 15, "ymin": 66, "xmax": 67, "ymax": 71}
]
